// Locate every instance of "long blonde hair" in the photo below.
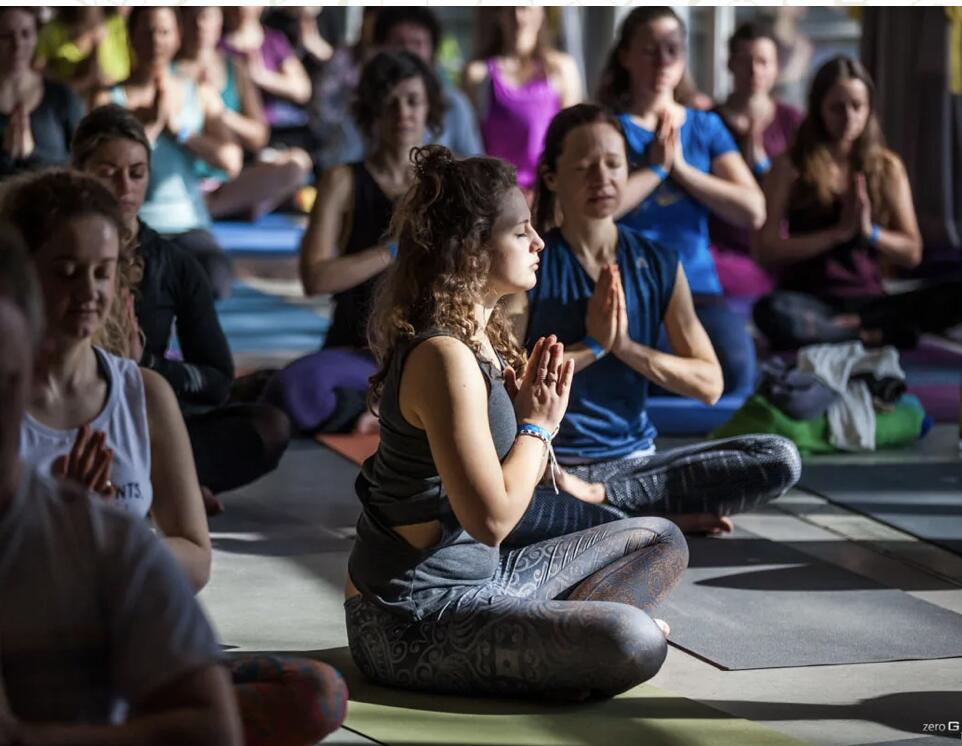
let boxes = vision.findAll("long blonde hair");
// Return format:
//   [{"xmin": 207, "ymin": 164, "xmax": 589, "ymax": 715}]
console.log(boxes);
[{"xmin": 367, "ymin": 145, "xmax": 527, "ymax": 404}]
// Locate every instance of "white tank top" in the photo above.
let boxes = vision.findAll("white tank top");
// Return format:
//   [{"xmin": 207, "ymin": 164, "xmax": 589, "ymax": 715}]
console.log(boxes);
[{"xmin": 19, "ymin": 348, "xmax": 153, "ymax": 518}]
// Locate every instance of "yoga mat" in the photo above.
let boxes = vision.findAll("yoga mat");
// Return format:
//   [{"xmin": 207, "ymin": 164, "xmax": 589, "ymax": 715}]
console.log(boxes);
[
  {"xmin": 799, "ymin": 462, "xmax": 962, "ymax": 556},
  {"xmin": 657, "ymin": 528, "xmax": 962, "ymax": 670},
  {"xmin": 211, "ymin": 213, "xmax": 305, "ymax": 254},
  {"xmin": 648, "ymin": 394, "xmax": 745, "ymax": 436},
  {"xmin": 314, "ymin": 647, "xmax": 805, "ymax": 746},
  {"xmin": 316, "ymin": 433, "xmax": 379, "ymax": 466},
  {"xmin": 215, "ymin": 283, "xmax": 328, "ymax": 354}
]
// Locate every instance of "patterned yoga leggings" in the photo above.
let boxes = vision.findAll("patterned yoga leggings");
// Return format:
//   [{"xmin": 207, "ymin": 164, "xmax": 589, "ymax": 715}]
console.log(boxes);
[
  {"xmin": 346, "ymin": 517, "xmax": 689, "ymax": 698},
  {"xmin": 570, "ymin": 434, "xmax": 801, "ymax": 516},
  {"xmin": 231, "ymin": 656, "xmax": 348, "ymax": 746},
  {"xmin": 507, "ymin": 435, "xmax": 801, "ymax": 561}
]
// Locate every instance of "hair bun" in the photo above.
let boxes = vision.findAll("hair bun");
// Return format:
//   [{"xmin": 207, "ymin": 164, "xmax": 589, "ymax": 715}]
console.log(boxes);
[{"xmin": 411, "ymin": 144, "xmax": 457, "ymax": 178}]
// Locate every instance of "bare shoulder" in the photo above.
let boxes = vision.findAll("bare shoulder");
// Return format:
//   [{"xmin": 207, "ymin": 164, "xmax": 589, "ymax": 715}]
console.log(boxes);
[
  {"xmin": 140, "ymin": 367, "xmax": 178, "ymax": 413},
  {"xmin": 406, "ymin": 335, "xmax": 479, "ymax": 379},
  {"xmin": 545, "ymin": 49, "xmax": 577, "ymax": 75},
  {"xmin": 877, "ymin": 148, "xmax": 907, "ymax": 178},
  {"xmin": 462, "ymin": 59, "xmax": 490, "ymax": 87}
]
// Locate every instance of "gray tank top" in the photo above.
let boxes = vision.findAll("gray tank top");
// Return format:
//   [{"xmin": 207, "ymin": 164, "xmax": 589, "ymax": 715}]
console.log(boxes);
[{"xmin": 349, "ymin": 331, "xmax": 518, "ymax": 619}]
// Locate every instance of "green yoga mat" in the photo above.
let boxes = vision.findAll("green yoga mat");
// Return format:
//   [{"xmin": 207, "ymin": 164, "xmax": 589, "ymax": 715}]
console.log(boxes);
[{"xmin": 315, "ymin": 647, "xmax": 805, "ymax": 746}]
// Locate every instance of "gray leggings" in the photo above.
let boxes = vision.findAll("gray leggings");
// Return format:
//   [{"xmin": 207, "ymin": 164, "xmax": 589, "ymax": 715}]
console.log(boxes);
[
  {"xmin": 569, "ymin": 434, "xmax": 802, "ymax": 515},
  {"xmin": 346, "ymin": 517, "xmax": 688, "ymax": 699}
]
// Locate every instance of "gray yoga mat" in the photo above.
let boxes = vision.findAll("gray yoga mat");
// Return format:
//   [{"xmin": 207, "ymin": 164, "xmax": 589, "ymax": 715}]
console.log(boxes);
[
  {"xmin": 656, "ymin": 529, "xmax": 962, "ymax": 670},
  {"xmin": 799, "ymin": 462, "xmax": 962, "ymax": 556}
]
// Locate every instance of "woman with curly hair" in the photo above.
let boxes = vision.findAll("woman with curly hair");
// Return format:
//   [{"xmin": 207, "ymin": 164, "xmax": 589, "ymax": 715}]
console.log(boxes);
[
  {"xmin": 264, "ymin": 50, "xmax": 444, "ymax": 434},
  {"xmin": 751, "ymin": 56, "xmax": 951, "ymax": 350},
  {"xmin": 4, "ymin": 168, "xmax": 211, "ymax": 590},
  {"xmin": 344, "ymin": 144, "xmax": 689, "ymax": 698}
]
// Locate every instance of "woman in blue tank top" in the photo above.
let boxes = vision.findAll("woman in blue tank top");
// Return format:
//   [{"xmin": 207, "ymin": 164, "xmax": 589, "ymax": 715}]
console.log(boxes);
[
  {"xmin": 345, "ymin": 145, "xmax": 689, "ymax": 698},
  {"xmin": 515, "ymin": 104, "xmax": 800, "ymax": 538},
  {"xmin": 597, "ymin": 7, "xmax": 765, "ymax": 397}
]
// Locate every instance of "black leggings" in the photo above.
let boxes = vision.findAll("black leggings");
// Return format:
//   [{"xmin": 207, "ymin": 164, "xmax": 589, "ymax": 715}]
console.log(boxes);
[
  {"xmin": 753, "ymin": 282, "xmax": 962, "ymax": 351},
  {"xmin": 346, "ymin": 517, "xmax": 688, "ymax": 699},
  {"xmin": 185, "ymin": 403, "xmax": 291, "ymax": 494}
]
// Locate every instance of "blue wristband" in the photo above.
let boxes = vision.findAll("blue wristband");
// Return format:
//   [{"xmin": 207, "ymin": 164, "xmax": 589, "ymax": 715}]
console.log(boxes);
[
  {"xmin": 752, "ymin": 156, "xmax": 772, "ymax": 176},
  {"xmin": 387, "ymin": 241, "xmax": 398, "ymax": 258},
  {"xmin": 868, "ymin": 224, "xmax": 880, "ymax": 246},
  {"xmin": 176, "ymin": 125, "xmax": 192, "ymax": 145},
  {"xmin": 518, "ymin": 422, "xmax": 561, "ymax": 494},
  {"xmin": 649, "ymin": 164, "xmax": 668, "ymax": 182},
  {"xmin": 518, "ymin": 422, "xmax": 553, "ymax": 443},
  {"xmin": 582, "ymin": 335, "xmax": 606, "ymax": 360}
]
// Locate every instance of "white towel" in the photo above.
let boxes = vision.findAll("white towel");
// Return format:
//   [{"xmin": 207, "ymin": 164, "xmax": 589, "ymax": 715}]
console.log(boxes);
[{"xmin": 796, "ymin": 341, "xmax": 904, "ymax": 451}]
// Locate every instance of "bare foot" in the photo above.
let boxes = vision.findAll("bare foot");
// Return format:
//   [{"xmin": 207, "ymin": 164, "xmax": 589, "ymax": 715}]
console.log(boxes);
[
  {"xmin": 667, "ymin": 513, "xmax": 734, "ymax": 536},
  {"xmin": 654, "ymin": 618, "xmax": 670, "ymax": 638},
  {"xmin": 352, "ymin": 410, "xmax": 379, "ymax": 435}
]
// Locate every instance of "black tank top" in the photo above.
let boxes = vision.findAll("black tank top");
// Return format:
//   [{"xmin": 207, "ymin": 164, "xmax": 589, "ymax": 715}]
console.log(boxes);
[
  {"xmin": 348, "ymin": 331, "xmax": 518, "ymax": 619},
  {"xmin": 323, "ymin": 162, "xmax": 394, "ymax": 350},
  {"xmin": 783, "ymin": 182, "xmax": 882, "ymax": 299}
]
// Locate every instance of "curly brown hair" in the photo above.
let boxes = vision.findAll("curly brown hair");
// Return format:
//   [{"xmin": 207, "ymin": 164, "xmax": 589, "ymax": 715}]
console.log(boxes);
[
  {"xmin": 0, "ymin": 169, "xmax": 142, "ymax": 358},
  {"xmin": 790, "ymin": 56, "xmax": 896, "ymax": 224},
  {"xmin": 367, "ymin": 145, "xmax": 527, "ymax": 404}
]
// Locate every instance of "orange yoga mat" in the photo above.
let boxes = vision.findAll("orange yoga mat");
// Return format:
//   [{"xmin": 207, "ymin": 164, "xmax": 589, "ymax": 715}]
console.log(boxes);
[{"xmin": 315, "ymin": 433, "xmax": 379, "ymax": 465}]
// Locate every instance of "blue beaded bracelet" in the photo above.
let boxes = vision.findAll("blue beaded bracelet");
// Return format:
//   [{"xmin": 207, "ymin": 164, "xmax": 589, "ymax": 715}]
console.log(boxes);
[
  {"xmin": 582, "ymin": 335, "xmax": 606, "ymax": 360},
  {"xmin": 752, "ymin": 156, "xmax": 772, "ymax": 176},
  {"xmin": 649, "ymin": 164, "xmax": 669, "ymax": 182},
  {"xmin": 387, "ymin": 241, "xmax": 398, "ymax": 258},
  {"xmin": 868, "ymin": 224, "xmax": 880, "ymax": 246},
  {"xmin": 518, "ymin": 423, "xmax": 560, "ymax": 494}
]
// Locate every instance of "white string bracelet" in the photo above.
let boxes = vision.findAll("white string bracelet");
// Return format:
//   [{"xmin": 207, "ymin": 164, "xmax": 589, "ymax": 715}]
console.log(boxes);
[{"xmin": 518, "ymin": 422, "xmax": 560, "ymax": 494}]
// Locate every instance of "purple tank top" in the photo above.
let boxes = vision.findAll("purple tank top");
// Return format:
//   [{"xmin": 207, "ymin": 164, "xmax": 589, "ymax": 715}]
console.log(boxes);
[{"xmin": 479, "ymin": 58, "xmax": 560, "ymax": 189}]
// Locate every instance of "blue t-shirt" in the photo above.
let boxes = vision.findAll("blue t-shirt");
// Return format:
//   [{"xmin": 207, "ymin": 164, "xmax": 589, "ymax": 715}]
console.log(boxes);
[
  {"xmin": 617, "ymin": 109, "xmax": 737, "ymax": 296},
  {"xmin": 525, "ymin": 226, "xmax": 679, "ymax": 462}
]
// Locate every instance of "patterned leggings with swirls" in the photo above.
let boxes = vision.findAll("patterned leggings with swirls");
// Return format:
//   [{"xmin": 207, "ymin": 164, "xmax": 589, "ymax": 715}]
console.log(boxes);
[{"xmin": 345, "ymin": 516, "xmax": 689, "ymax": 699}]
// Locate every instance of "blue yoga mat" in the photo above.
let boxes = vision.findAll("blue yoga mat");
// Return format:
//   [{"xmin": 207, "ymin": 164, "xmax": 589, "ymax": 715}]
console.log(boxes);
[
  {"xmin": 211, "ymin": 213, "xmax": 304, "ymax": 254},
  {"xmin": 648, "ymin": 394, "xmax": 745, "ymax": 435},
  {"xmin": 215, "ymin": 283, "xmax": 328, "ymax": 354}
]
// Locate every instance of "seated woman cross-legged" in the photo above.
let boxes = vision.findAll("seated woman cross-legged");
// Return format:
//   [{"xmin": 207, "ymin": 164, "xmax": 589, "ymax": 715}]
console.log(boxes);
[
  {"xmin": 598, "ymin": 7, "xmax": 766, "ymax": 397},
  {"xmin": 2, "ymin": 169, "xmax": 345, "ymax": 746},
  {"xmin": 752, "ymin": 56, "xmax": 962, "ymax": 351},
  {"xmin": 509, "ymin": 104, "xmax": 800, "ymax": 541},
  {"xmin": 345, "ymin": 145, "xmax": 689, "ymax": 699}
]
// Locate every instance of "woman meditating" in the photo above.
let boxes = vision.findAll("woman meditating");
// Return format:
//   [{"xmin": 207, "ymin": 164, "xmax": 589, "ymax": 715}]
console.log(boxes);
[
  {"xmin": 4, "ymin": 168, "xmax": 347, "ymax": 746},
  {"xmin": 264, "ymin": 51, "xmax": 444, "ymax": 434},
  {"xmin": 345, "ymin": 145, "xmax": 689, "ymax": 699},
  {"xmin": 511, "ymin": 104, "xmax": 800, "ymax": 540},
  {"xmin": 598, "ymin": 7, "xmax": 765, "ymax": 396}
]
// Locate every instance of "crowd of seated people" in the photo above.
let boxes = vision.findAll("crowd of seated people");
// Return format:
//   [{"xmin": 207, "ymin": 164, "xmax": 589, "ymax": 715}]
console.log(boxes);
[{"xmin": 2, "ymin": 4, "xmax": 961, "ymax": 732}]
